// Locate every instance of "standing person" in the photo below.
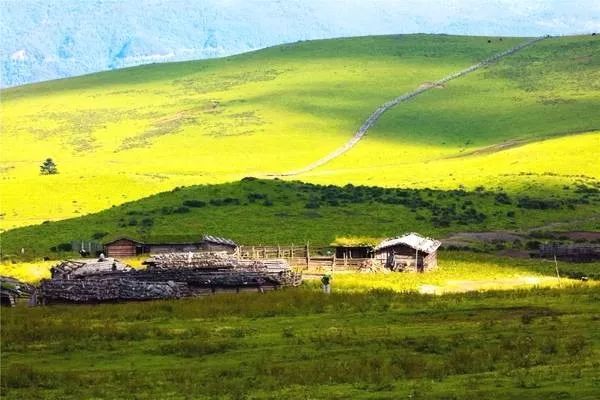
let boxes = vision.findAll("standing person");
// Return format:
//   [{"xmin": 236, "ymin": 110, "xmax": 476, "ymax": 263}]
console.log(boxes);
[{"xmin": 321, "ymin": 274, "xmax": 331, "ymax": 294}]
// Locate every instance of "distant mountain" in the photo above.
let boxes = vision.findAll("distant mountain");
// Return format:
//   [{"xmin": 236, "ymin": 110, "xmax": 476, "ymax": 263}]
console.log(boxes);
[{"xmin": 1, "ymin": 0, "xmax": 599, "ymax": 87}]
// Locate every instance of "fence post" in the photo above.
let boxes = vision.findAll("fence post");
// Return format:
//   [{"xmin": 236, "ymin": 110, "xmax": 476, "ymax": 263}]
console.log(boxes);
[{"xmin": 306, "ymin": 242, "xmax": 310, "ymax": 270}]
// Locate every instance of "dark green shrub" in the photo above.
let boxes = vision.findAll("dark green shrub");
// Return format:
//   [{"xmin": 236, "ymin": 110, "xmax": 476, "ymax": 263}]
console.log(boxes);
[
  {"xmin": 182, "ymin": 200, "xmax": 207, "ymax": 208},
  {"xmin": 494, "ymin": 192, "xmax": 511, "ymax": 204},
  {"xmin": 91, "ymin": 232, "xmax": 109, "ymax": 240}
]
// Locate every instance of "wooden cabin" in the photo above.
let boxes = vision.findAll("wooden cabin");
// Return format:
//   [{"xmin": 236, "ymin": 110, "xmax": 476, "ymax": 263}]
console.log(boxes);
[
  {"xmin": 104, "ymin": 235, "xmax": 237, "ymax": 257},
  {"xmin": 374, "ymin": 233, "xmax": 441, "ymax": 272},
  {"xmin": 103, "ymin": 237, "xmax": 145, "ymax": 258}
]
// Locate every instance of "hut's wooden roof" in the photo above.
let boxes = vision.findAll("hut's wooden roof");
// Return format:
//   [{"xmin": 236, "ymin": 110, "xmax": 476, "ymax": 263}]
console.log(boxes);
[
  {"xmin": 103, "ymin": 234, "xmax": 236, "ymax": 247},
  {"xmin": 202, "ymin": 235, "xmax": 237, "ymax": 247},
  {"xmin": 330, "ymin": 236, "xmax": 380, "ymax": 247},
  {"xmin": 374, "ymin": 233, "xmax": 441, "ymax": 253}
]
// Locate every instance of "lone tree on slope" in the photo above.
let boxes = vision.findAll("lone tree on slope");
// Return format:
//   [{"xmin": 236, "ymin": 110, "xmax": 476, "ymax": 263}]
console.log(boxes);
[{"xmin": 40, "ymin": 158, "xmax": 58, "ymax": 175}]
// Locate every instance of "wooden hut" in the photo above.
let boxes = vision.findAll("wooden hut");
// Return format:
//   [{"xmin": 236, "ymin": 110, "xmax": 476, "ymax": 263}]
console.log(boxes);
[
  {"xmin": 103, "ymin": 237, "xmax": 145, "ymax": 257},
  {"xmin": 374, "ymin": 233, "xmax": 441, "ymax": 272},
  {"xmin": 104, "ymin": 235, "xmax": 237, "ymax": 257}
]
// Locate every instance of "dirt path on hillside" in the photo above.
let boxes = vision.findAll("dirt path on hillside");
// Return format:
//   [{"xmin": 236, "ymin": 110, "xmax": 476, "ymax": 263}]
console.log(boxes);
[{"xmin": 273, "ymin": 36, "xmax": 547, "ymax": 177}]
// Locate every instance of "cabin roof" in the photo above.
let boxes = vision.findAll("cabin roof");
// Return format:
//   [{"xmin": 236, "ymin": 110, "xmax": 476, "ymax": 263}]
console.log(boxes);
[
  {"xmin": 374, "ymin": 233, "xmax": 441, "ymax": 253},
  {"xmin": 103, "ymin": 236, "xmax": 144, "ymax": 246},
  {"xmin": 330, "ymin": 236, "xmax": 380, "ymax": 247},
  {"xmin": 104, "ymin": 234, "xmax": 236, "ymax": 247},
  {"xmin": 202, "ymin": 235, "xmax": 237, "ymax": 247}
]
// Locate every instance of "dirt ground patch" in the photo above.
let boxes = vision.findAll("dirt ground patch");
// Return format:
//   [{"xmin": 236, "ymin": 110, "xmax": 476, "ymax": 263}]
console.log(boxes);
[
  {"xmin": 443, "ymin": 231, "xmax": 524, "ymax": 247},
  {"xmin": 419, "ymin": 276, "xmax": 559, "ymax": 294},
  {"xmin": 417, "ymin": 81, "xmax": 446, "ymax": 90},
  {"xmin": 556, "ymin": 231, "xmax": 600, "ymax": 241}
]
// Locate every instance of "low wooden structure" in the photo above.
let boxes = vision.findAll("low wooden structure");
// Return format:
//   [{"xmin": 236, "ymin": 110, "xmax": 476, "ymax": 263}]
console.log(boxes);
[
  {"xmin": 104, "ymin": 235, "xmax": 237, "ymax": 257},
  {"xmin": 539, "ymin": 243, "xmax": 600, "ymax": 262},
  {"xmin": 1, "ymin": 276, "xmax": 34, "ymax": 307},
  {"xmin": 36, "ymin": 253, "xmax": 301, "ymax": 304},
  {"xmin": 374, "ymin": 233, "xmax": 441, "ymax": 272}
]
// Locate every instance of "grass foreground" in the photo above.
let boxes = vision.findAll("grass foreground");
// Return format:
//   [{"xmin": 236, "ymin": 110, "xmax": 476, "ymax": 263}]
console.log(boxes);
[
  {"xmin": 2, "ymin": 252, "xmax": 600, "ymax": 399},
  {"xmin": 2, "ymin": 282, "xmax": 599, "ymax": 399}
]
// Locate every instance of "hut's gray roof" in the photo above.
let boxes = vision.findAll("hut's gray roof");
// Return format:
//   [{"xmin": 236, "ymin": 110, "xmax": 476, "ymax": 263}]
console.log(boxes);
[
  {"xmin": 202, "ymin": 235, "xmax": 237, "ymax": 247},
  {"xmin": 374, "ymin": 233, "xmax": 441, "ymax": 253}
]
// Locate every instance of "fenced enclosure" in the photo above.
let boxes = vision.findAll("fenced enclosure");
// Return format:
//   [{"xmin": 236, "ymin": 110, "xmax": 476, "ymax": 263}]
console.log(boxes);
[{"xmin": 237, "ymin": 245, "xmax": 372, "ymax": 271}]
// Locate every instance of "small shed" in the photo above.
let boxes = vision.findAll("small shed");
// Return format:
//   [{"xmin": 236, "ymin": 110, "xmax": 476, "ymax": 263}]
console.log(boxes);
[
  {"xmin": 104, "ymin": 234, "xmax": 237, "ymax": 257},
  {"xmin": 374, "ymin": 233, "xmax": 441, "ymax": 272},
  {"xmin": 103, "ymin": 237, "xmax": 144, "ymax": 258},
  {"xmin": 330, "ymin": 237, "xmax": 377, "ymax": 259}
]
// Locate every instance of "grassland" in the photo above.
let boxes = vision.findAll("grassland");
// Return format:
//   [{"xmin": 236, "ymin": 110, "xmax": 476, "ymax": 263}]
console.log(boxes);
[
  {"xmin": 2, "ymin": 34, "xmax": 599, "ymax": 230},
  {"xmin": 302, "ymin": 35, "xmax": 600, "ymax": 190},
  {"xmin": 1, "ymin": 178, "xmax": 599, "ymax": 261},
  {"xmin": 2, "ymin": 252, "xmax": 599, "ymax": 399},
  {"xmin": 0, "ymin": 34, "xmax": 522, "ymax": 229}
]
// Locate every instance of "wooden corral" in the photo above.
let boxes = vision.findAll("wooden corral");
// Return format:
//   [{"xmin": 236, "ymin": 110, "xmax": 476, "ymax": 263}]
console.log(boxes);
[
  {"xmin": 539, "ymin": 243, "xmax": 600, "ymax": 262},
  {"xmin": 373, "ymin": 233, "xmax": 441, "ymax": 272}
]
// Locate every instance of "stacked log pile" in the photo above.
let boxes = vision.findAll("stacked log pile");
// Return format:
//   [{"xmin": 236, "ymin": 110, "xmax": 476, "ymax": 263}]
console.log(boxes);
[
  {"xmin": 358, "ymin": 259, "xmax": 389, "ymax": 273},
  {"xmin": 37, "ymin": 253, "xmax": 301, "ymax": 304},
  {"xmin": 1, "ymin": 276, "xmax": 34, "ymax": 307},
  {"xmin": 143, "ymin": 252, "xmax": 289, "ymax": 272},
  {"xmin": 40, "ymin": 278, "xmax": 188, "ymax": 303},
  {"xmin": 51, "ymin": 258, "xmax": 132, "ymax": 279}
]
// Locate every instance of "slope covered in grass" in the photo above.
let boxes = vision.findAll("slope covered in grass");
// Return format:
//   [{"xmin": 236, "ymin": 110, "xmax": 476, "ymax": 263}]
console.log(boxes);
[
  {"xmin": 2, "ymin": 178, "xmax": 599, "ymax": 261},
  {"xmin": 1, "ymin": 35, "xmax": 599, "ymax": 231},
  {"xmin": 0, "ymin": 34, "xmax": 526, "ymax": 229},
  {"xmin": 301, "ymin": 35, "xmax": 600, "ymax": 189}
]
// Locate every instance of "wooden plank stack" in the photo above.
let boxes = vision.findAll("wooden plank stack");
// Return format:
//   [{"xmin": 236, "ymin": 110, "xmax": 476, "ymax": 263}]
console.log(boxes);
[
  {"xmin": 1, "ymin": 276, "xmax": 34, "ymax": 307},
  {"xmin": 36, "ymin": 252, "xmax": 302, "ymax": 304},
  {"xmin": 40, "ymin": 278, "xmax": 188, "ymax": 303},
  {"xmin": 51, "ymin": 258, "xmax": 132, "ymax": 279}
]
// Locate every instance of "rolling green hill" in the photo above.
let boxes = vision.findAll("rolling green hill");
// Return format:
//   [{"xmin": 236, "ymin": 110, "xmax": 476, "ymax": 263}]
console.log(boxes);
[
  {"xmin": 2, "ymin": 178, "xmax": 599, "ymax": 261},
  {"xmin": 3, "ymin": 34, "xmax": 599, "ymax": 231}
]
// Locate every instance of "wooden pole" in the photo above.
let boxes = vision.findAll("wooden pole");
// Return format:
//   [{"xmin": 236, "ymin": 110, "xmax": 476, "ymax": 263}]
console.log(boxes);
[
  {"xmin": 554, "ymin": 254, "xmax": 561, "ymax": 288},
  {"xmin": 415, "ymin": 247, "xmax": 419, "ymax": 272},
  {"xmin": 306, "ymin": 242, "xmax": 310, "ymax": 270}
]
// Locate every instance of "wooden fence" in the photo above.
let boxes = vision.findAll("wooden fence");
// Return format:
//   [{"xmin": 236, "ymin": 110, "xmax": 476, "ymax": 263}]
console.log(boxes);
[{"xmin": 237, "ymin": 245, "xmax": 370, "ymax": 271}]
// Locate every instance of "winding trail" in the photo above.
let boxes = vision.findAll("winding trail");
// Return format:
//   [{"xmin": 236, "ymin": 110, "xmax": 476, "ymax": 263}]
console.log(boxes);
[{"xmin": 274, "ymin": 36, "xmax": 547, "ymax": 177}]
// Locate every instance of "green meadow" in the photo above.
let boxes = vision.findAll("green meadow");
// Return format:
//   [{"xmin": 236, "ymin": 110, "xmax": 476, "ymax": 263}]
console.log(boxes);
[
  {"xmin": 1, "ymin": 33, "xmax": 600, "ymax": 400},
  {"xmin": 2, "ymin": 34, "xmax": 598, "ymax": 230},
  {"xmin": 1, "ymin": 178, "xmax": 599, "ymax": 261},
  {"xmin": 303, "ymin": 36, "xmax": 600, "ymax": 190},
  {"xmin": 2, "ymin": 260, "xmax": 599, "ymax": 399}
]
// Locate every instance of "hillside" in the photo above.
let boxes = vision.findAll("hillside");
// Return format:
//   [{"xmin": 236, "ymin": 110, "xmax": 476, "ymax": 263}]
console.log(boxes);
[
  {"xmin": 3, "ymin": 0, "xmax": 594, "ymax": 87},
  {"xmin": 1, "ymin": 34, "xmax": 599, "ymax": 231},
  {"xmin": 2, "ymin": 178, "xmax": 599, "ymax": 261}
]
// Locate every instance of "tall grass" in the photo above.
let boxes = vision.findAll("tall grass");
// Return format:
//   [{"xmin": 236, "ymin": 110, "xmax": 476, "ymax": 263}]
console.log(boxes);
[{"xmin": 2, "ymin": 285, "xmax": 599, "ymax": 399}]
